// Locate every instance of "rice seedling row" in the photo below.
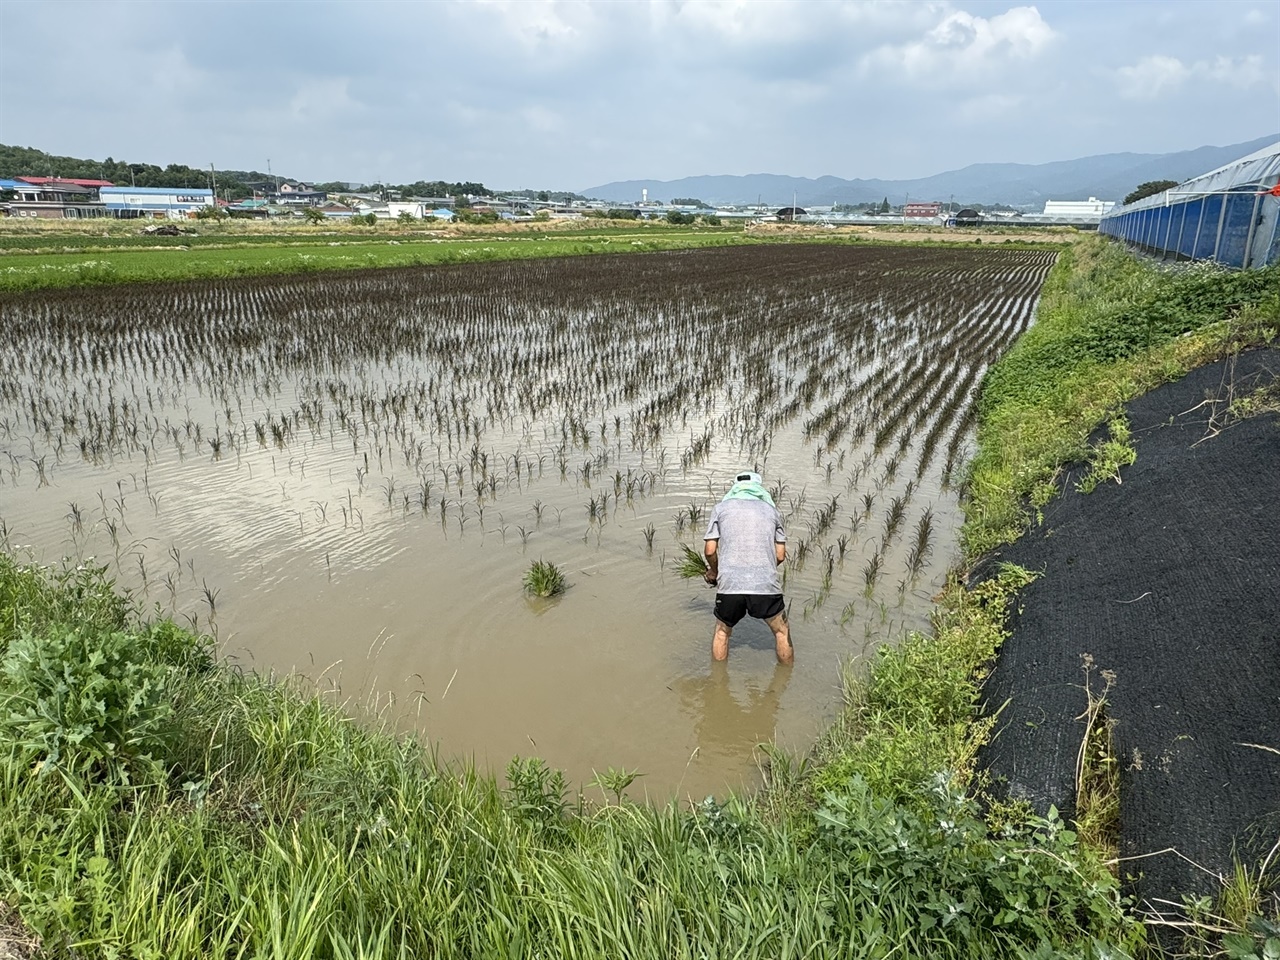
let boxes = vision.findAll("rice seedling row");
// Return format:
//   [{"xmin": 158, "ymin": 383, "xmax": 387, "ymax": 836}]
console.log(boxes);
[{"xmin": 0, "ymin": 243, "xmax": 1055, "ymax": 795}]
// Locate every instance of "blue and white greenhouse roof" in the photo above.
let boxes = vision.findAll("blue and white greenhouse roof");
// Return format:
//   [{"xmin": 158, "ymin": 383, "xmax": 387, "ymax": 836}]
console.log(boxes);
[
  {"xmin": 1110, "ymin": 140, "xmax": 1280, "ymax": 214},
  {"xmin": 1100, "ymin": 140, "xmax": 1280, "ymax": 269}
]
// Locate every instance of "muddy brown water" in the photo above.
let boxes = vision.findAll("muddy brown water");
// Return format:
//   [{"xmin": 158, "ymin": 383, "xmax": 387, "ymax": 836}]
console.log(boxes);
[{"xmin": 0, "ymin": 246, "xmax": 1054, "ymax": 800}]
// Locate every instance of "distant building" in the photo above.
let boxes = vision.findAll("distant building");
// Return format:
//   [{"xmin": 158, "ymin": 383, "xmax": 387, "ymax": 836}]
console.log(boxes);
[
  {"xmin": 100, "ymin": 187, "xmax": 214, "ymax": 219},
  {"xmin": 387, "ymin": 201, "xmax": 430, "ymax": 219},
  {"xmin": 316, "ymin": 202, "xmax": 355, "ymax": 219},
  {"xmin": 9, "ymin": 179, "xmax": 108, "ymax": 218},
  {"xmin": 227, "ymin": 198, "xmax": 270, "ymax": 218},
  {"xmin": 16, "ymin": 176, "xmax": 114, "ymax": 189},
  {"xmin": 775, "ymin": 206, "xmax": 806, "ymax": 221},
  {"xmin": 903, "ymin": 202, "xmax": 943, "ymax": 218},
  {"xmin": 952, "ymin": 209, "xmax": 982, "ymax": 226},
  {"xmin": 381, "ymin": 201, "xmax": 454, "ymax": 221},
  {"xmin": 1042, "ymin": 197, "xmax": 1115, "ymax": 218}
]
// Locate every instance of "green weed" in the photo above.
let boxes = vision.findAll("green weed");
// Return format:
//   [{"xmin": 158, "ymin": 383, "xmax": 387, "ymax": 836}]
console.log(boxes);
[
  {"xmin": 522, "ymin": 558, "xmax": 568, "ymax": 597},
  {"xmin": 1077, "ymin": 416, "xmax": 1137, "ymax": 493},
  {"xmin": 1073, "ymin": 656, "xmax": 1119, "ymax": 864}
]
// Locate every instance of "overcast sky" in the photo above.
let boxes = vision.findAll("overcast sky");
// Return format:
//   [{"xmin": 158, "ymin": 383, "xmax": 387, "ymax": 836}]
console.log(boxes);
[{"xmin": 2, "ymin": 0, "xmax": 1277, "ymax": 191}]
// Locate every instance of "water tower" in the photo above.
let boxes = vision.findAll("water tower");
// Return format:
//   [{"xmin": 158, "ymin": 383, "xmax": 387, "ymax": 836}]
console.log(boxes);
[{"xmin": 642, "ymin": 188, "xmax": 648, "ymax": 205}]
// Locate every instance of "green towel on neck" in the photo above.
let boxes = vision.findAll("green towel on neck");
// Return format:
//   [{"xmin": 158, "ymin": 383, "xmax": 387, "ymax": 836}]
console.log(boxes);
[{"xmin": 721, "ymin": 479, "xmax": 775, "ymax": 506}]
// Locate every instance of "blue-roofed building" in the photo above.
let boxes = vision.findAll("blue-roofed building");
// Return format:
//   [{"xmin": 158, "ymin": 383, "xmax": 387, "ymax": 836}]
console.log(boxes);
[{"xmin": 100, "ymin": 186, "xmax": 214, "ymax": 219}]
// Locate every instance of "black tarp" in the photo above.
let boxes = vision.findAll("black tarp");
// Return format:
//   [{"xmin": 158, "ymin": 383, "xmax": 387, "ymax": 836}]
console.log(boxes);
[{"xmin": 978, "ymin": 348, "xmax": 1280, "ymax": 912}]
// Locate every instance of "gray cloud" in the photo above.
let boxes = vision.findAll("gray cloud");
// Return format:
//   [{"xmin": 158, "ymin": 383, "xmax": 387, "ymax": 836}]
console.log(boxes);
[{"xmin": 2, "ymin": 0, "xmax": 1275, "ymax": 190}]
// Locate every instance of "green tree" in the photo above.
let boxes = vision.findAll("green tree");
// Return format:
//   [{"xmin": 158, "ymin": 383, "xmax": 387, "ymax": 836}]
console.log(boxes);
[
  {"xmin": 700, "ymin": 214, "xmax": 722, "ymax": 226},
  {"xmin": 878, "ymin": 197, "xmax": 890, "ymax": 214},
  {"xmin": 1123, "ymin": 180, "xmax": 1179, "ymax": 205},
  {"xmin": 397, "ymin": 210, "xmax": 417, "ymax": 225},
  {"xmin": 665, "ymin": 210, "xmax": 695, "ymax": 225},
  {"xmin": 301, "ymin": 207, "xmax": 325, "ymax": 224}
]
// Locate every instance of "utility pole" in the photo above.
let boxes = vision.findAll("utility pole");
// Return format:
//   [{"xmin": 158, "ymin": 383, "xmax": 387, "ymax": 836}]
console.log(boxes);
[{"xmin": 210, "ymin": 163, "xmax": 217, "ymax": 199}]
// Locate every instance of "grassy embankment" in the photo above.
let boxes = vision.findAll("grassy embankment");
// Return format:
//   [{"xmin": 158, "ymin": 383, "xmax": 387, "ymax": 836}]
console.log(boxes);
[
  {"xmin": 1, "ymin": 235, "xmax": 1275, "ymax": 957},
  {"xmin": 957, "ymin": 237, "xmax": 1280, "ymax": 951}
]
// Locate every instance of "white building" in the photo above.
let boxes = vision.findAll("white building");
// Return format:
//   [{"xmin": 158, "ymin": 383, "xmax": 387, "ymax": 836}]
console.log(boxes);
[
  {"xmin": 385, "ymin": 202, "xmax": 454, "ymax": 220},
  {"xmin": 1042, "ymin": 197, "xmax": 1116, "ymax": 218},
  {"xmin": 100, "ymin": 187, "xmax": 214, "ymax": 219}
]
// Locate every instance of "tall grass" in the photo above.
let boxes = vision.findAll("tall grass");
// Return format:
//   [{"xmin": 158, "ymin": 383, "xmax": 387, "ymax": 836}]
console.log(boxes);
[{"xmin": 0, "ymin": 553, "xmax": 1132, "ymax": 958}]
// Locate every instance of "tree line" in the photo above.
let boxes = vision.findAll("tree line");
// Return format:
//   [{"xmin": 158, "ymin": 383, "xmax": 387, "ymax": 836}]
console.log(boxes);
[
  {"xmin": 0, "ymin": 145, "xmax": 508, "ymax": 204},
  {"xmin": 0, "ymin": 144, "xmax": 262, "ymax": 199}
]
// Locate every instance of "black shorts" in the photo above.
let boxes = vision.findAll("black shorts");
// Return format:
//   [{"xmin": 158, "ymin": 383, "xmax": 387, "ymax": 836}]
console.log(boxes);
[{"xmin": 714, "ymin": 593, "xmax": 785, "ymax": 627}]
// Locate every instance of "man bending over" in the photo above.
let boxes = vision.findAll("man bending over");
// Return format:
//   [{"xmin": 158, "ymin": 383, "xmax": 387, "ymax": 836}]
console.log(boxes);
[{"xmin": 702, "ymin": 471, "xmax": 793, "ymax": 664}]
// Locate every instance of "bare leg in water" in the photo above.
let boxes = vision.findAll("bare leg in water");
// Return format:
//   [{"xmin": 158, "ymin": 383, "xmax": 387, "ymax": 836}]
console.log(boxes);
[{"xmin": 711, "ymin": 611, "xmax": 793, "ymax": 664}]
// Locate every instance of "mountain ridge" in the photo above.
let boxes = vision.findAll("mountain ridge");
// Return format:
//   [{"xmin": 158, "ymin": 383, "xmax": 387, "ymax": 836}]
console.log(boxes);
[{"xmin": 580, "ymin": 134, "xmax": 1280, "ymax": 208}]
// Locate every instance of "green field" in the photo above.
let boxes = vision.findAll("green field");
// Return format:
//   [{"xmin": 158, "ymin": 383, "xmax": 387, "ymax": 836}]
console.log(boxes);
[
  {"xmin": 0, "ymin": 229, "xmax": 753, "ymax": 292},
  {"xmin": 0, "ymin": 218, "xmax": 1067, "ymax": 293}
]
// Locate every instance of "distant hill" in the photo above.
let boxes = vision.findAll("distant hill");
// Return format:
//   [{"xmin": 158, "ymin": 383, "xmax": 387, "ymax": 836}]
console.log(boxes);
[{"xmin": 580, "ymin": 134, "xmax": 1280, "ymax": 208}]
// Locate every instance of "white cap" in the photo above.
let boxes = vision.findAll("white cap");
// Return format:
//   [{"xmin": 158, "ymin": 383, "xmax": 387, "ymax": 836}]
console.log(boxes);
[{"xmin": 734, "ymin": 471, "xmax": 762, "ymax": 484}]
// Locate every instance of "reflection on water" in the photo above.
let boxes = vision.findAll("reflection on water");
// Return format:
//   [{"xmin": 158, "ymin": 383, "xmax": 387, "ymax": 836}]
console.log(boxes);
[
  {"xmin": 676, "ymin": 661, "xmax": 791, "ymax": 775},
  {"xmin": 0, "ymin": 246, "xmax": 1054, "ymax": 797}
]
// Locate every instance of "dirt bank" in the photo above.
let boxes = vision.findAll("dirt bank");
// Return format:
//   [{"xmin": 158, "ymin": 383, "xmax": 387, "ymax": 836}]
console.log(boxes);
[{"xmin": 978, "ymin": 348, "xmax": 1280, "ymax": 911}]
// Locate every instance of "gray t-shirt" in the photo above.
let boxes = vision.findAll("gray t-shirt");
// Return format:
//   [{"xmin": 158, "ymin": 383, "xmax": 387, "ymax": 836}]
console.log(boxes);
[{"xmin": 703, "ymin": 498, "xmax": 787, "ymax": 595}]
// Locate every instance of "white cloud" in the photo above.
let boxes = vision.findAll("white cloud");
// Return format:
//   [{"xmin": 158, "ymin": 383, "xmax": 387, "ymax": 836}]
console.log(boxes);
[
  {"xmin": 288, "ymin": 78, "xmax": 359, "ymax": 123},
  {"xmin": 1115, "ymin": 53, "xmax": 1269, "ymax": 100},
  {"xmin": 1115, "ymin": 55, "xmax": 1189, "ymax": 100},
  {"xmin": 471, "ymin": 0, "xmax": 590, "ymax": 47},
  {"xmin": 860, "ymin": 6, "xmax": 1056, "ymax": 85},
  {"xmin": 651, "ymin": 0, "xmax": 927, "ymax": 46},
  {"xmin": 1202, "ymin": 54, "xmax": 1267, "ymax": 87}
]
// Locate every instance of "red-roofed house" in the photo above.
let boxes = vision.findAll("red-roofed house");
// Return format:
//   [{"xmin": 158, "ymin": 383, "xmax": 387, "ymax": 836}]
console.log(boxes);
[{"xmin": 16, "ymin": 176, "xmax": 115, "ymax": 189}]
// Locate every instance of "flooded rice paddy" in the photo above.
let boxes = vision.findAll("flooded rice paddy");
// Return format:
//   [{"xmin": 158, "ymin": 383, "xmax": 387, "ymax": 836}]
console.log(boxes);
[{"xmin": 0, "ymin": 245, "xmax": 1054, "ymax": 799}]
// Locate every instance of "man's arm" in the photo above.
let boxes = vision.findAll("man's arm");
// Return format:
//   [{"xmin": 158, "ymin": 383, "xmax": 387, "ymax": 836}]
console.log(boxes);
[
  {"xmin": 775, "ymin": 509, "xmax": 787, "ymax": 566},
  {"xmin": 703, "ymin": 539, "xmax": 719, "ymax": 584}
]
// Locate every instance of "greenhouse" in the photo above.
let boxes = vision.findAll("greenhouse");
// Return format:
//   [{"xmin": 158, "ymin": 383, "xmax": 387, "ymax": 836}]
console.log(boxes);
[{"xmin": 1099, "ymin": 139, "xmax": 1280, "ymax": 268}]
